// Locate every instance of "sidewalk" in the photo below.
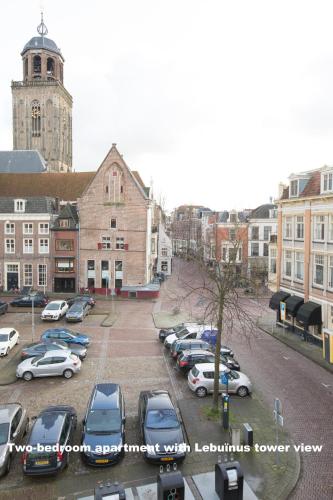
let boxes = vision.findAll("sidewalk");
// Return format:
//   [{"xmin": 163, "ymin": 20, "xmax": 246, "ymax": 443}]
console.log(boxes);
[
  {"xmin": 178, "ymin": 395, "xmax": 300, "ymax": 500},
  {"xmin": 258, "ymin": 318, "xmax": 333, "ymax": 375}
]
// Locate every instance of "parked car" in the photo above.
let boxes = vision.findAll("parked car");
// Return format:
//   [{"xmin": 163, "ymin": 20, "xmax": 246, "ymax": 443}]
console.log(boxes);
[
  {"xmin": 23, "ymin": 405, "xmax": 77, "ymax": 476},
  {"xmin": 0, "ymin": 403, "xmax": 29, "ymax": 476},
  {"xmin": 16, "ymin": 350, "xmax": 81, "ymax": 381},
  {"xmin": 66, "ymin": 301, "xmax": 90, "ymax": 322},
  {"xmin": 164, "ymin": 324, "xmax": 212, "ymax": 349},
  {"xmin": 0, "ymin": 301, "xmax": 8, "ymax": 316},
  {"xmin": 81, "ymin": 383, "xmax": 125, "ymax": 466},
  {"xmin": 176, "ymin": 350, "xmax": 240, "ymax": 374},
  {"xmin": 200, "ymin": 330, "xmax": 234, "ymax": 356},
  {"xmin": 187, "ymin": 363, "xmax": 252, "ymax": 398},
  {"xmin": 138, "ymin": 390, "xmax": 186, "ymax": 464},
  {"xmin": 66, "ymin": 295, "xmax": 96, "ymax": 308},
  {"xmin": 10, "ymin": 293, "xmax": 48, "ymax": 308},
  {"xmin": 41, "ymin": 328, "xmax": 90, "ymax": 347},
  {"xmin": 158, "ymin": 323, "xmax": 200, "ymax": 342},
  {"xmin": 0, "ymin": 328, "xmax": 19, "ymax": 357},
  {"xmin": 21, "ymin": 340, "xmax": 87, "ymax": 361},
  {"xmin": 154, "ymin": 272, "xmax": 165, "ymax": 282},
  {"xmin": 170, "ymin": 339, "xmax": 211, "ymax": 359},
  {"xmin": 41, "ymin": 300, "xmax": 68, "ymax": 321}
]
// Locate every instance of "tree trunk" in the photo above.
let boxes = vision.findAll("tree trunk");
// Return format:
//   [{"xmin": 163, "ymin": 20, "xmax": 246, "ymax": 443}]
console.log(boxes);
[{"xmin": 213, "ymin": 299, "xmax": 223, "ymax": 409}]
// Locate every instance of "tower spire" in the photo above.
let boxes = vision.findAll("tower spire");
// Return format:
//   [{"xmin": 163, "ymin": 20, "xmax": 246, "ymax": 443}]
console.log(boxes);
[{"xmin": 37, "ymin": 11, "xmax": 48, "ymax": 38}]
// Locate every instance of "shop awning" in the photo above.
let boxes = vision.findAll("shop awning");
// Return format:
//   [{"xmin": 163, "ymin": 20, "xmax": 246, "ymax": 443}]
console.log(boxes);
[
  {"xmin": 285, "ymin": 295, "xmax": 304, "ymax": 317},
  {"xmin": 296, "ymin": 301, "xmax": 322, "ymax": 326},
  {"xmin": 269, "ymin": 291, "xmax": 291, "ymax": 310}
]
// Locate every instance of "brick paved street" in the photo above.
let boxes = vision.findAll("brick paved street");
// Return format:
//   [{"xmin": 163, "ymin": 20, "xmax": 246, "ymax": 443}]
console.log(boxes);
[{"xmin": 0, "ymin": 258, "xmax": 331, "ymax": 499}]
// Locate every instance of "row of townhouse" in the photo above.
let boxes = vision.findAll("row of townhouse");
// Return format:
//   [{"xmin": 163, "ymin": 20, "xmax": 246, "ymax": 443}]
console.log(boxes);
[
  {"xmin": 0, "ymin": 145, "xmax": 172, "ymax": 296},
  {"xmin": 171, "ymin": 204, "xmax": 277, "ymax": 282},
  {"xmin": 269, "ymin": 165, "xmax": 333, "ymax": 354}
]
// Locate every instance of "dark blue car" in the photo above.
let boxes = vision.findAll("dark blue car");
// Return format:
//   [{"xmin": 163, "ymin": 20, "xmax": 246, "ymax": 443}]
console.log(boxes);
[{"xmin": 41, "ymin": 328, "xmax": 90, "ymax": 346}]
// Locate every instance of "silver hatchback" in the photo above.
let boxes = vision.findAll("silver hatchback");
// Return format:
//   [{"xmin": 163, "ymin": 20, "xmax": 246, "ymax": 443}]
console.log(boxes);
[
  {"xmin": 16, "ymin": 350, "xmax": 81, "ymax": 381},
  {"xmin": 0, "ymin": 403, "xmax": 29, "ymax": 476},
  {"xmin": 187, "ymin": 363, "xmax": 252, "ymax": 398}
]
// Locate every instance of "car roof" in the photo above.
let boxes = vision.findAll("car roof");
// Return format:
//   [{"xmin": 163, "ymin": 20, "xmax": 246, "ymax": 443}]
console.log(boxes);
[
  {"xmin": 40, "ymin": 349, "xmax": 70, "ymax": 358},
  {"xmin": 29, "ymin": 411, "xmax": 67, "ymax": 445},
  {"xmin": 90, "ymin": 383, "xmax": 120, "ymax": 410},
  {"xmin": 181, "ymin": 349, "xmax": 213, "ymax": 356},
  {"xmin": 46, "ymin": 300, "xmax": 64, "ymax": 305},
  {"xmin": 194, "ymin": 363, "xmax": 230, "ymax": 372},
  {"xmin": 0, "ymin": 328, "xmax": 15, "ymax": 334},
  {"xmin": 143, "ymin": 390, "xmax": 174, "ymax": 410},
  {"xmin": 0, "ymin": 403, "xmax": 22, "ymax": 423},
  {"xmin": 176, "ymin": 339, "xmax": 207, "ymax": 345}
]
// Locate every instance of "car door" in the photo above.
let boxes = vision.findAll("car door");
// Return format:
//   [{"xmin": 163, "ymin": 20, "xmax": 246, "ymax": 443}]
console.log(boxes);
[
  {"xmin": 49, "ymin": 356, "xmax": 67, "ymax": 376},
  {"xmin": 59, "ymin": 332, "xmax": 70, "ymax": 343},
  {"xmin": 11, "ymin": 408, "xmax": 24, "ymax": 444},
  {"xmin": 9, "ymin": 330, "xmax": 16, "ymax": 349},
  {"xmin": 204, "ymin": 370, "xmax": 215, "ymax": 393},
  {"xmin": 35, "ymin": 356, "xmax": 54, "ymax": 377},
  {"xmin": 225, "ymin": 371, "xmax": 238, "ymax": 393}
]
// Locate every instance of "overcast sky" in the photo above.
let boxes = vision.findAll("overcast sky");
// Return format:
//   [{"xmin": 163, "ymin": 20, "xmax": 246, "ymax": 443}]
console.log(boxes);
[{"xmin": 1, "ymin": 0, "xmax": 333, "ymax": 211}]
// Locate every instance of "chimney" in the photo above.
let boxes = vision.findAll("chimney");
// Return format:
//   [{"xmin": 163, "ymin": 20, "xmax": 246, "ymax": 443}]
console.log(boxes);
[{"xmin": 278, "ymin": 182, "xmax": 287, "ymax": 199}]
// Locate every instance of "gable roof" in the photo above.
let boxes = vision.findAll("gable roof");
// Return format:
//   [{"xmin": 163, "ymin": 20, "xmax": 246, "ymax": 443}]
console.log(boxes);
[
  {"xmin": 0, "ymin": 172, "xmax": 95, "ymax": 201},
  {"xmin": 0, "ymin": 150, "xmax": 47, "ymax": 173},
  {"xmin": 52, "ymin": 203, "xmax": 78, "ymax": 230},
  {"xmin": 250, "ymin": 203, "xmax": 277, "ymax": 219}
]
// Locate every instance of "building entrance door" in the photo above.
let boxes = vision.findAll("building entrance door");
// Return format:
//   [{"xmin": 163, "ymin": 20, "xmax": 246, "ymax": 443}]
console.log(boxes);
[{"xmin": 6, "ymin": 264, "xmax": 19, "ymax": 291}]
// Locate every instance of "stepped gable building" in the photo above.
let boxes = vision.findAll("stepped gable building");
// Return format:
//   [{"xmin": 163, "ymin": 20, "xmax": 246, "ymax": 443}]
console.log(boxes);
[{"xmin": 11, "ymin": 14, "xmax": 72, "ymax": 172}]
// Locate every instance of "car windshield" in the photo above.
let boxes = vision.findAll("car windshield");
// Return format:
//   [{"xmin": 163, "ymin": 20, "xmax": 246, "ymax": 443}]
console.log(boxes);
[
  {"xmin": 69, "ymin": 304, "xmax": 82, "ymax": 312},
  {"xmin": 0, "ymin": 423, "xmax": 9, "ymax": 445},
  {"xmin": 86, "ymin": 409, "xmax": 121, "ymax": 434},
  {"xmin": 45, "ymin": 303, "xmax": 60, "ymax": 311},
  {"xmin": 175, "ymin": 329, "xmax": 188, "ymax": 339},
  {"xmin": 174, "ymin": 325, "xmax": 184, "ymax": 333},
  {"xmin": 31, "ymin": 355, "xmax": 43, "ymax": 363},
  {"xmin": 0, "ymin": 334, "xmax": 9, "ymax": 342},
  {"xmin": 65, "ymin": 330, "xmax": 78, "ymax": 337},
  {"xmin": 146, "ymin": 409, "xmax": 179, "ymax": 430},
  {"xmin": 230, "ymin": 371, "xmax": 240, "ymax": 379}
]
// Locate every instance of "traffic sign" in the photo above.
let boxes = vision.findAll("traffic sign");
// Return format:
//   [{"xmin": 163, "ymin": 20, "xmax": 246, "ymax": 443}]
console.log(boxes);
[
  {"xmin": 274, "ymin": 410, "xmax": 284, "ymax": 427},
  {"xmin": 280, "ymin": 301, "xmax": 286, "ymax": 321},
  {"xmin": 220, "ymin": 372, "xmax": 229, "ymax": 385}
]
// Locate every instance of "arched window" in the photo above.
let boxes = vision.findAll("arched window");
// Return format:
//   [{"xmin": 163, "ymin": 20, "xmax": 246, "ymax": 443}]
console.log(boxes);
[
  {"xmin": 104, "ymin": 164, "xmax": 124, "ymax": 203},
  {"xmin": 31, "ymin": 100, "xmax": 41, "ymax": 137},
  {"xmin": 33, "ymin": 55, "xmax": 41, "ymax": 74},
  {"xmin": 47, "ymin": 57, "xmax": 55, "ymax": 78}
]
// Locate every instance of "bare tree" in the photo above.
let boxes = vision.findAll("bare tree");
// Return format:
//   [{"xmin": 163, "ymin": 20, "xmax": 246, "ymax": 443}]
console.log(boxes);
[{"xmin": 176, "ymin": 223, "xmax": 259, "ymax": 410}]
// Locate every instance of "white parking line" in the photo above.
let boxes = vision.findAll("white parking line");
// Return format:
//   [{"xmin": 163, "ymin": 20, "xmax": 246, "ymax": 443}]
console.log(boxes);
[{"xmin": 321, "ymin": 383, "xmax": 331, "ymax": 388}]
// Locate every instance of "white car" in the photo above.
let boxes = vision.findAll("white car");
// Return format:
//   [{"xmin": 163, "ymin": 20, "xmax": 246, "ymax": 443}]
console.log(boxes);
[
  {"xmin": 187, "ymin": 363, "xmax": 252, "ymax": 398},
  {"xmin": 16, "ymin": 350, "xmax": 81, "ymax": 381},
  {"xmin": 164, "ymin": 324, "xmax": 213, "ymax": 349},
  {"xmin": 41, "ymin": 300, "xmax": 68, "ymax": 321},
  {"xmin": 0, "ymin": 328, "xmax": 20, "ymax": 357}
]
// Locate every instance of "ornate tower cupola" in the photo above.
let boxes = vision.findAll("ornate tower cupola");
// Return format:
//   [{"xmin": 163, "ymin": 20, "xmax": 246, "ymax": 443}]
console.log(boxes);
[{"xmin": 12, "ymin": 13, "xmax": 73, "ymax": 172}]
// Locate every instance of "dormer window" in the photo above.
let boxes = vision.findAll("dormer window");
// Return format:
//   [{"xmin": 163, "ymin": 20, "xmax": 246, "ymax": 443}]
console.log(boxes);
[
  {"xmin": 290, "ymin": 180, "xmax": 299, "ymax": 197},
  {"xmin": 14, "ymin": 199, "xmax": 26, "ymax": 213},
  {"xmin": 230, "ymin": 213, "xmax": 237, "ymax": 223},
  {"xmin": 321, "ymin": 170, "xmax": 333, "ymax": 193}
]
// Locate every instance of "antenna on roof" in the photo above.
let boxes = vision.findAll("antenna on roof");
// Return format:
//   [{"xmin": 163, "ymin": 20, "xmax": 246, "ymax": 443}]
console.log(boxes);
[{"xmin": 37, "ymin": 10, "xmax": 48, "ymax": 38}]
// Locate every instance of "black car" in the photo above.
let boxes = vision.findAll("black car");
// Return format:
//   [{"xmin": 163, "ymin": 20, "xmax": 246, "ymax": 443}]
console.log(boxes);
[
  {"xmin": 158, "ymin": 324, "xmax": 187, "ymax": 342},
  {"xmin": 138, "ymin": 390, "xmax": 186, "ymax": 464},
  {"xmin": 20, "ymin": 340, "xmax": 87, "ymax": 361},
  {"xmin": 66, "ymin": 295, "xmax": 96, "ymax": 308},
  {"xmin": 176, "ymin": 349, "xmax": 240, "ymax": 374},
  {"xmin": 0, "ymin": 301, "xmax": 8, "ymax": 315},
  {"xmin": 81, "ymin": 383, "xmax": 125, "ymax": 466},
  {"xmin": 23, "ymin": 405, "xmax": 77, "ymax": 476},
  {"xmin": 11, "ymin": 294, "xmax": 48, "ymax": 308}
]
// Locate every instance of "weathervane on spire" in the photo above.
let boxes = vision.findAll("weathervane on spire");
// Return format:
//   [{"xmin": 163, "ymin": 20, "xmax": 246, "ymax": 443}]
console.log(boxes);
[{"xmin": 37, "ymin": 11, "xmax": 48, "ymax": 37}]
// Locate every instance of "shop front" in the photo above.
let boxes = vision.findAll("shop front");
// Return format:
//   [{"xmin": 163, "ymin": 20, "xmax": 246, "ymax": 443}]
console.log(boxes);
[
  {"xmin": 269, "ymin": 290, "xmax": 290, "ymax": 322},
  {"xmin": 295, "ymin": 301, "xmax": 322, "ymax": 345}
]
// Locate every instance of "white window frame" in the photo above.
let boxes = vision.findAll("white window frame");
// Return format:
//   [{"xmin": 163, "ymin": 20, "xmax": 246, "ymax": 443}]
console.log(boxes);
[
  {"xmin": 321, "ymin": 170, "xmax": 333, "ymax": 193},
  {"xmin": 38, "ymin": 264, "xmax": 47, "ymax": 287},
  {"xmin": 328, "ymin": 256, "xmax": 333, "ymax": 290},
  {"xmin": 313, "ymin": 254, "xmax": 324, "ymax": 287},
  {"xmin": 314, "ymin": 215, "xmax": 325, "ymax": 241},
  {"xmin": 116, "ymin": 237, "xmax": 125, "ymax": 250},
  {"xmin": 284, "ymin": 217, "xmax": 293, "ymax": 239},
  {"xmin": 295, "ymin": 252, "xmax": 304, "ymax": 281},
  {"xmin": 161, "ymin": 247, "xmax": 168, "ymax": 257},
  {"xmin": 102, "ymin": 236, "xmax": 111, "ymax": 250},
  {"xmin": 14, "ymin": 199, "xmax": 26, "ymax": 212},
  {"xmin": 251, "ymin": 242, "xmax": 259, "ymax": 257},
  {"xmin": 38, "ymin": 223, "xmax": 49, "ymax": 235},
  {"xmin": 23, "ymin": 223, "xmax": 33, "ymax": 234},
  {"xmin": 284, "ymin": 250, "xmax": 292, "ymax": 278},
  {"xmin": 295, "ymin": 216, "xmax": 304, "ymax": 240},
  {"xmin": 38, "ymin": 238, "xmax": 49, "ymax": 254},
  {"xmin": 5, "ymin": 222, "xmax": 15, "ymax": 234},
  {"xmin": 290, "ymin": 179, "xmax": 299, "ymax": 197},
  {"xmin": 23, "ymin": 264, "xmax": 33, "ymax": 286},
  {"xmin": 329, "ymin": 215, "xmax": 333, "ymax": 242},
  {"xmin": 5, "ymin": 239, "xmax": 15, "ymax": 254},
  {"xmin": 23, "ymin": 238, "xmax": 33, "ymax": 254}
]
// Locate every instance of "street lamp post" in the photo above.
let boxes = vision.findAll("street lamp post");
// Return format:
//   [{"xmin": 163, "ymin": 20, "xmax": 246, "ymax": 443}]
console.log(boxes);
[{"xmin": 31, "ymin": 291, "xmax": 37, "ymax": 343}]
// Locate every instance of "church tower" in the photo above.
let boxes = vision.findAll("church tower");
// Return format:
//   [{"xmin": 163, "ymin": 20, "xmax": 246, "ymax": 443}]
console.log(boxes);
[{"xmin": 12, "ymin": 14, "xmax": 72, "ymax": 172}]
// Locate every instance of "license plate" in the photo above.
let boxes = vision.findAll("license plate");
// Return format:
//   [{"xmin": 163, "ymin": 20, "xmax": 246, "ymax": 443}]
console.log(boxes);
[
  {"xmin": 35, "ymin": 460, "xmax": 49, "ymax": 465},
  {"xmin": 95, "ymin": 459, "xmax": 109, "ymax": 464},
  {"xmin": 161, "ymin": 457, "xmax": 174, "ymax": 461}
]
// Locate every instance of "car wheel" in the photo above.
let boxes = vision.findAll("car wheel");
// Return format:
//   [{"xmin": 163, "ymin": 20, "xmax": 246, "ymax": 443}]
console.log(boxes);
[
  {"xmin": 195, "ymin": 387, "xmax": 207, "ymax": 398},
  {"xmin": 237, "ymin": 386, "xmax": 248, "ymax": 397},
  {"xmin": 63, "ymin": 369, "xmax": 73, "ymax": 379},
  {"xmin": 23, "ymin": 371, "xmax": 33, "ymax": 381}
]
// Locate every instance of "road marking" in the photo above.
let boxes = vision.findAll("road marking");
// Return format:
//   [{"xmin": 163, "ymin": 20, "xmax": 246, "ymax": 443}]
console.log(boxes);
[
  {"xmin": 283, "ymin": 356, "xmax": 290, "ymax": 360},
  {"xmin": 321, "ymin": 383, "xmax": 331, "ymax": 388}
]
